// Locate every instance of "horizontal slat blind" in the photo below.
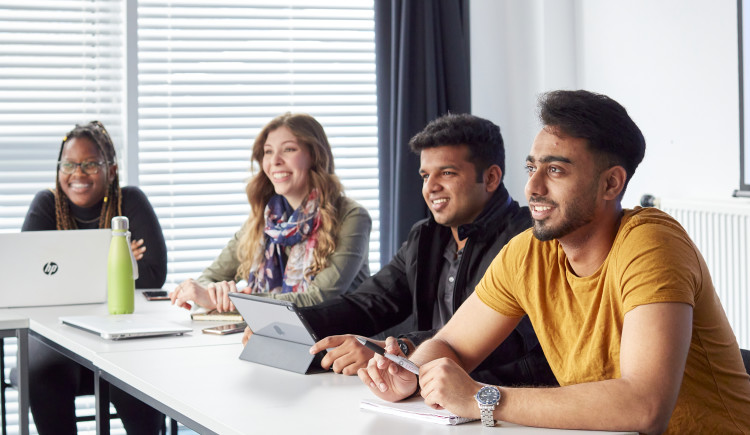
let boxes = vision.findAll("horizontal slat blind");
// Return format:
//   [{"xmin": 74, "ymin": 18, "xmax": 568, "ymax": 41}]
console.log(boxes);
[
  {"xmin": 0, "ymin": 0, "xmax": 125, "ymax": 233},
  {"xmin": 137, "ymin": 0, "xmax": 380, "ymax": 284}
]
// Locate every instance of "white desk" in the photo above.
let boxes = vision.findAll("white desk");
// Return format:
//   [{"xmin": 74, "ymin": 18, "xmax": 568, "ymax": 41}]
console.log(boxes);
[
  {"xmin": 96, "ymin": 344, "xmax": 636, "ymax": 435},
  {"xmin": 18, "ymin": 296, "xmax": 239, "ymax": 356},
  {"xmin": 1, "ymin": 294, "xmax": 238, "ymax": 433},
  {"xmin": 0, "ymin": 312, "xmax": 29, "ymax": 435},
  {"xmin": 3, "ymin": 296, "xmax": 636, "ymax": 435}
]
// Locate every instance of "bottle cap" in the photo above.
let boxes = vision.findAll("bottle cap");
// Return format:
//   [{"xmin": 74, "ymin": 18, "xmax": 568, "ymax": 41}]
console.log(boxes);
[{"xmin": 111, "ymin": 216, "xmax": 129, "ymax": 231}]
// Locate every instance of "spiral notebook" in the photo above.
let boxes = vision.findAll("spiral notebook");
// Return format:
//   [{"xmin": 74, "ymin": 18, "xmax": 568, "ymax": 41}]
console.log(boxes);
[{"xmin": 360, "ymin": 396, "xmax": 477, "ymax": 425}]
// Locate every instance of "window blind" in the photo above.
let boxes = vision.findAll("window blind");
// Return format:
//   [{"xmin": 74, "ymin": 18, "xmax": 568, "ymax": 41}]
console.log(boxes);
[
  {"xmin": 137, "ymin": 0, "xmax": 380, "ymax": 284},
  {"xmin": 0, "ymin": 0, "xmax": 125, "ymax": 233}
]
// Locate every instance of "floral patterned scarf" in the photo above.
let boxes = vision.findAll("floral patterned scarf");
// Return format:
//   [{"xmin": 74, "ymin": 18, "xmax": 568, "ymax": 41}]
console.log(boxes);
[{"xmin": 248, "ymin": 189, "xmax": 320, "ymax": 293}]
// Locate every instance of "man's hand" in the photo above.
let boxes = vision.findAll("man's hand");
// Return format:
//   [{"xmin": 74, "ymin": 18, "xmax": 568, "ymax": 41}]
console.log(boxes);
[
  {"xmin": 420, "ymin": 357, "xmax": 483, "ymax": 416},
  {"xmin": 357, "ymin": 337, "xmax": 418, "ymax": 402},
  {"xmin": 310, "ymin": 335, "xmax": 377, "ymax": 375}
]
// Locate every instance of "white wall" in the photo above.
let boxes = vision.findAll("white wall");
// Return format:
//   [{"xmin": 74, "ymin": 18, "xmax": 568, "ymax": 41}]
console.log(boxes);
[{"xmin": 471, "ymin": 0, "xmax": 740, "ymax": 208}]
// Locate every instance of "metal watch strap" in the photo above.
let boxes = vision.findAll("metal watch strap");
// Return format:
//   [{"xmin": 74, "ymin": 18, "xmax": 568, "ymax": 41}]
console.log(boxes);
[
  {"xmin": 479, "ymin": 403, "xmax": 496, "ymax": 426},
  {"xmin": 475, "ymin": 385, "xmax": 500, "ymax": 427}
]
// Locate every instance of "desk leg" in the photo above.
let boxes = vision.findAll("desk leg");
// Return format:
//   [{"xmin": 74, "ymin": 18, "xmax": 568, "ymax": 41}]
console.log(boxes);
[
  {"xmin": 94, "ymin": 370, "xmax": 110, "ymax": 435},
  {"xmin": 15, "ymin": 330, "xmax": 28, "ymax": 435}
]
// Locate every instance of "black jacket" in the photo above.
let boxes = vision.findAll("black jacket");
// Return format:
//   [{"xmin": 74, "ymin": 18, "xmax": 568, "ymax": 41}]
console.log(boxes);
[{"xmin": 301, "ymin": 186, "xmax": 557, "ymax": 386}]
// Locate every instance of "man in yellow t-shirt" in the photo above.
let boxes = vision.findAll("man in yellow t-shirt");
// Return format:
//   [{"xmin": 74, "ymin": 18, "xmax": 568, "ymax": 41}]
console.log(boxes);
[{"xmin": 357, "ymin": 90, "xmax": 750, "ymax": 434}]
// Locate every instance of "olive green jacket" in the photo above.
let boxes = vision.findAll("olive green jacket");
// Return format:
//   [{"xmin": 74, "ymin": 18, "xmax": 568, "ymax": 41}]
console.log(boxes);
[{"xmin": 197, "ymin": 196, "xmax": 371, "ymax": 307}]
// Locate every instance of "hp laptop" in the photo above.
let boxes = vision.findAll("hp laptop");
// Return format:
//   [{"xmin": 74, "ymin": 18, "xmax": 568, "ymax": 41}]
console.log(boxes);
[
  {"xmin": 0, "ymin": 229, "xmax": 111, "ymax": 308},
  {"xmin": 59, "ymin": 314, "xmax": 192, "ymax": 340},
  {"xmin": 229, "ymin": 293, "xmax": 326, "ymax": 374}
]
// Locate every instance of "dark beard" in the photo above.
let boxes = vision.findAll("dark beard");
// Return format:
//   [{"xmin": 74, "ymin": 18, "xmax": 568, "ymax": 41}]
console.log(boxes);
[
  {"xmin": 532, "ymin": 216, "xmax": 590, "ymax": 241},
  {"xmin": 530, "ymin": 191, "xmax": 597, "ymax": 241}
]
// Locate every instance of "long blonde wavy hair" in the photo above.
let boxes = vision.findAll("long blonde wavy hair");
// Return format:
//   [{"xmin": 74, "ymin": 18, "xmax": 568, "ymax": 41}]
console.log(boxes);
[{"xmin": 236, "ymin": 112, "xmax": 345, "ymax": 284}]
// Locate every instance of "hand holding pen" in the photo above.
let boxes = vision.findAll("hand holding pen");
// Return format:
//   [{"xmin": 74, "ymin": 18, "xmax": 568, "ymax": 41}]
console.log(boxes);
[
  {"xmin": 356, "ymin": 337, "xmax": 420, "ymax": 374},
  {"xmin": 357, "ymin": 336, "xmax": 421, "ymax": 402}
]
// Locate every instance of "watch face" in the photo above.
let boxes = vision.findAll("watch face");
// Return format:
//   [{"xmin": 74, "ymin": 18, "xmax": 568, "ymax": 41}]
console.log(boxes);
[
  {"xmin": 397, "ymin": 339, "xmax": 409, "ymax": 356},
  {"xmin": 476, "ymin": 386, "xmax": 500, "ymax": 405}
]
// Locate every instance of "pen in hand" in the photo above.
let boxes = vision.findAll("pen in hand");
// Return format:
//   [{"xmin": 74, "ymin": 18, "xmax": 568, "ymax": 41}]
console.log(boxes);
[{"xmin": 356, "ymin": 337, "xmax": 420, "ymax": 375}]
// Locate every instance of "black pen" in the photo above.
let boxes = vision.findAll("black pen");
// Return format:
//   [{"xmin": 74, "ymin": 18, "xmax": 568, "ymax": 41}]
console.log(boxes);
[{"xmin": 356, "ymin": 337, "xmax": 420, "ymax": 375}]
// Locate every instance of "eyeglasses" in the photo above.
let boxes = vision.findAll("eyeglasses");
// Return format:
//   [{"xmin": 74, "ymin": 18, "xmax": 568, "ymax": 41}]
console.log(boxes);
[{"xmin": 57, "ymin": 160, "xmax": 107, "ymax": 175}]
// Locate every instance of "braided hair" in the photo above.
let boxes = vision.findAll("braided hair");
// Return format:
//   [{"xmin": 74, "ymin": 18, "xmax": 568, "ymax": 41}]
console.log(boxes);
[{"xmin": 54, "ymin": 120, "xmax": 122, "ymax": 230}]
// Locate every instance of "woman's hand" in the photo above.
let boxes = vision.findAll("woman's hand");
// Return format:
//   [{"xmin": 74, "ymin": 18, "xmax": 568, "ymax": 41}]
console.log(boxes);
[
  {"xmin": 130, "ymin": 238, "xmax": 146, "ymax": 261},
  {"xmin": 169, "ymin": 278, "xmax": 213, "ymax": 310},
  {"xmin": 206, "ymin": 280, "xmax": 238, "ymax": 313},
  {"xmin": 241, "ymin": 326, "xmax": 254, "ymax": 346}
]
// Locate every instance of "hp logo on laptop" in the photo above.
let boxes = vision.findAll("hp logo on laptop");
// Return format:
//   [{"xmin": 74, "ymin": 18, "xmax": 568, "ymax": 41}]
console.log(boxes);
[{"xmin": 43, "ymin": 262, "xmax": 59, "ymax": 275}]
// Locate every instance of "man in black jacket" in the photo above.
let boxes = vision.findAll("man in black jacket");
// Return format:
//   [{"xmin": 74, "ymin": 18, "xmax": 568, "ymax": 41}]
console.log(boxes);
[{"xmin": 306, "ymin": 113, "xmax": 556, "ymax": 386}]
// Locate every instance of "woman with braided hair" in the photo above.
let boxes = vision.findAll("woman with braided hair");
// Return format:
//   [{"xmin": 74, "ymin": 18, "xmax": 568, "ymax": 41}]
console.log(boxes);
[
  {"xmin": 20, "ymin": 120, "xmax": 167, "ymax": 434},
  {"xmin": 23, "ymin": 120, "xmax": 167, "ymax": 283}
]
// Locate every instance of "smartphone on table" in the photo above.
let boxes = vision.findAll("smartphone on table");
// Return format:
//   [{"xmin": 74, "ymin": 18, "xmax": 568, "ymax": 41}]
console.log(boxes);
[
  {"xmin": 142, "ymin": 290, "xmax": 170, "ymax": 301},
  {"xmin": 202, "ymin": 322, "xmax": 248, "ymax": 335}
]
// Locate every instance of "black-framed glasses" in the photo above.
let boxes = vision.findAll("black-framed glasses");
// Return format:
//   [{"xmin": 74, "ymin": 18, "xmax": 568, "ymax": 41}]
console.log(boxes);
[{"xmin": 57, "ymin": 160, "xmax": 107, "ymax": 175}]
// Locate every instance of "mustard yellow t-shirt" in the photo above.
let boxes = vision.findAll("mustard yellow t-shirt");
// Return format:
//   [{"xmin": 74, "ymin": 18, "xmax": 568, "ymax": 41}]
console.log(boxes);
[{"xmin": 476, "ymin": 207, "xmax": 750, "ymax": 434}]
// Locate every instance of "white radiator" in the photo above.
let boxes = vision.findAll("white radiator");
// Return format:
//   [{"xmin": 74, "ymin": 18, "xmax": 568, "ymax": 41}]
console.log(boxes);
[{"xmin": 645, "ymin": 196, "xmax": 750, "ymax": 350}]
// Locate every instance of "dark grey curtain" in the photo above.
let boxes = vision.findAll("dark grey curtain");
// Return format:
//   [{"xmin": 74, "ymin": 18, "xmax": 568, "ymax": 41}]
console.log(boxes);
[{"xmin": 375, "ymin": 0, "xmax": 471, "ymax": 263}]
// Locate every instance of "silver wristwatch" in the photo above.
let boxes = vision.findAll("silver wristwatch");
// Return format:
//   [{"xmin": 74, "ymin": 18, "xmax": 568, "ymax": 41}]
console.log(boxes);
[{"xmin": 474, "ymin": 385, "xmax": 501, "ymax": 427}]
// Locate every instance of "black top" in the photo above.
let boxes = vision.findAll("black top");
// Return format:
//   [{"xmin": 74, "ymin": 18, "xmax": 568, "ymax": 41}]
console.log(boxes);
[
  {"xmin": 22, "ymin": 186, "xmax": 168, "ymax": 289},
  {"xmin": 300, "ymin": 186, "xmax": 557, "ymax": 386}
]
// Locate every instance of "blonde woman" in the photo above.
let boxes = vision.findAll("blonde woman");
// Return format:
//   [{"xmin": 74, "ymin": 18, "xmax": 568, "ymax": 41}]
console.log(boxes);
[{"xmin": 170, "ymin": 113, "xmax": 371, "ymax": 312}]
